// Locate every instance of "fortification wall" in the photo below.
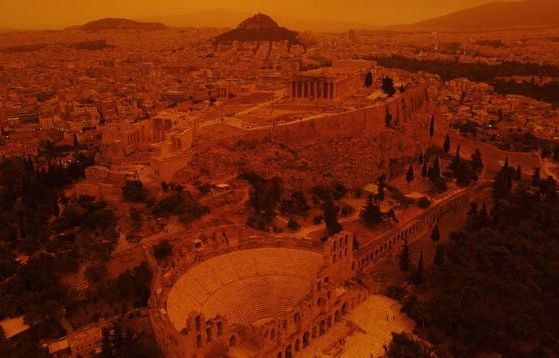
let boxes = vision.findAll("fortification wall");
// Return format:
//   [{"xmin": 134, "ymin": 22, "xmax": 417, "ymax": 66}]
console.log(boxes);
[
  {"xmin": 355, "ymin": 182, "xmax": 491, "ymax": 270},
  {"xmin": 244, "ymin": 85, "xmax": 429, "ymax": 146}
]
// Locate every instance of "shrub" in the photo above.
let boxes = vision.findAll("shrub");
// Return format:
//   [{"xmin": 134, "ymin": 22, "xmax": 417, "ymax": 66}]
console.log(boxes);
[
  {"xmin": 153, "ymin": 240, "xmax": 172, "ymax": 261},
  {"xmin": 287, "ymin": 219, "xmax": 301, "ymax": 231},
  {"xmin": 122, "ymin": 180, "xmax": 148, "ymax": 202},
  {"xmin": 417, "ymin": 197, "xmax": 431, "ymax": 209},
  {"xmin": 385, "ymin": 285, "xmax": 407, "ymax": 301}
]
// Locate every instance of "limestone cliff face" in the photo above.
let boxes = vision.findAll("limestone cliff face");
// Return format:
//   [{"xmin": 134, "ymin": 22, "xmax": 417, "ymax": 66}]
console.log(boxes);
[{"xmin": 182, "ymin": 86, "xmax": 444, "ymax": 189}]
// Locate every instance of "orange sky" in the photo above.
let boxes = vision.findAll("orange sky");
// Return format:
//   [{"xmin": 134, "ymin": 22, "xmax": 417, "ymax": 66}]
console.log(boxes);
[{"xmin": 1, "ymin": 0, "xmax": 498, "ymax": 29}]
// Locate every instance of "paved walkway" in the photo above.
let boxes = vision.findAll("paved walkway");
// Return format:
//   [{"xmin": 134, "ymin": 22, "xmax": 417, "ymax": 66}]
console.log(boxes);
[{"xmin": 300, "ymin": 295, "xmax": 414, "ymax": 358}]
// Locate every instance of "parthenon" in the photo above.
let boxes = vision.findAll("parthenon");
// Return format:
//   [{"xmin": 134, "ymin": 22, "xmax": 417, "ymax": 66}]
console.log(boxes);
[{"xmin": 289, "ymin": 76, "xmax": 337, "ymax": 100}]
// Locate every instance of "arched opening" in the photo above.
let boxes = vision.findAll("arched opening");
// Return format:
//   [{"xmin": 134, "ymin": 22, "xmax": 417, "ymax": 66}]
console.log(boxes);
[
  {"xmin": 229, "ymin": 335, "xmax": 236, "ymax": 347},
  {"xmin": 342, "ymin": 302, "xmax": 348, "ymax": 315},
  {"xmin": 303, "ymin": 331, "xmax": 310, "ymax": 348},
  {"xmin": 285, "ymin": 344, "xmax": 293, "ymax": 358},
  {"xmin": 335, "ymin": 310, "xmax": 341, "ymax": 322},
  {"xmin": 277, "ymin": 352, "xmax": 283, "ymax": 358},
  {"xmin": 217, "ymin": 321, "xmax": 223, "ymax": 336},
  {"xmin": 319, "ymin": 320, "xmax": 326, "ymax": 336},
  {"xmin": 271, "ymin": 328, "xmax": 276, "ymax": 339},
  {"xmin": 196, "ymin": 334, "xmax": 202, "ymax": 348},
  {"xmin": 295, "ymin": 339, "xmax": 300, "ymax": 352}
]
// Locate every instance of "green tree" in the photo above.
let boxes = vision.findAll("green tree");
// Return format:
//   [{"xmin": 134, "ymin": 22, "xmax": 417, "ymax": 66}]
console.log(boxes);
[
  {"xmin": 364, "ymin": 70, "xmax": 373, "ymax": 88},
  {"xmin": 323, "ymin": 198, "xmax": 342, "ymax": 236},
  {"xmin": 85, "ymin": 263, "xmax": 107, "ymax": 285},
  {"xmin": 413, "ymin": 250, "xmax": 424, "ymax": 285},
  {"xmin": 382, "ymin": 77, "xmax": 396, "ymax": 96},
  {"xmin": 429, "ymin": 115, "xmax": 435, "ymax": 138},
  {"xmin": 433, "ymin": 244, "xmax": 444, "ymax": 267},
  {"xmin": 360, "ymin": 194, "xmax": 383, "ymax": 227},
  {"xmin": 471, "ymin": 149, "xmax": 483, "ymax": 174},
  {"xmin": 443, "ymin": 134, "xmax": 450, "ymax": 153},
  {"xmin": 399, "ymin": 240, "xmax": 410, "ymax": 272},
  {"xmin": 431, "ymin": 224, "xmax": 440, "ymax": 242},
  {"xmin": 428, "ymin": 158, "xmax": 441, "ymax": 181},
  {"xmin": 101, "ymin": 327, "xmax": 113, "ymax": 358},
  {"xmin": 122, "ymin": 180, "xmax": 148, "ymax": 202},
  {"xmin": 153, "ymin": 240, "xmax": 172, "ymax": 261},
  {"xmin": 287, "ymin": 218, "xmax": 300, "ymax": 231},
  {"xmin": 406, "ymin": 165, "xmax": 414, "ymax": 184},
  {"xmin": 385, "ymin": 111, "xmax": 393, "ymax": 127},
  {"xmin": 532, "ymin": 167, "xmax": 540, "ymax": 187},
  {"xmin": 377, "ymin": 176, "xmax": 386, "ymax": 202},
  {"xmin": 384, "ymin": 332, "xmax": 431, "ymax": 358}
]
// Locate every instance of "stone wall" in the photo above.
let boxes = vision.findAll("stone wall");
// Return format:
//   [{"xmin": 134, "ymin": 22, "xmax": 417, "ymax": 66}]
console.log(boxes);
[
  {"xmin": 244, "ymin": 85, "xmax": 429, "ymax": 146},
  {"xmin": 355, "ymin": 182, "xmax": 491, "ymax": 270}
]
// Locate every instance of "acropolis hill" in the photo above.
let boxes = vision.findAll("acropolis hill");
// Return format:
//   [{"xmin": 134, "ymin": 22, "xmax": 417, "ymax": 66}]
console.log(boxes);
[{"xmin": 1, "ymin": 6, "xmax": 559, "ymax": 358}]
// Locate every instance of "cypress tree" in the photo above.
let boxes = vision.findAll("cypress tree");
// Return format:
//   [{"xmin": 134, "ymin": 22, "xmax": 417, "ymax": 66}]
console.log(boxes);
[
  {"xmin": 364, "ymin": 70, "xmax": 373, "ymax": 88},
  {"xmin": 323, "ymin": 198, "xmax": 342, "ymax": 236},
  {"xmin": 360, "ymin": 194, "xmax": 383, "ymax": 227},
  {"xmin": 399, "ymin": 240, "xmax": 410, "ymax": 272},
  {"xmin": 406, "ymin": 165, "xmax": 414, "ymax": 184},
  {"xmin": 431, "ymin": 224, "xmax": 440, "ymax": 242},
  {"xmin": 443, "ymin": 134, "xmax": 450, "ymax": 153},
  {"xmin": 429, "ymin": 115, "xmax": 435, "ymax": 138},
  {"xmin": 434, "ymin": 244, "xmax": 445, "ymax": 267},
  {"xmin": 413, "ymin": 250, "xmax": 424, "ymax": 285},
  {"xmin": 532, "ymin": 168, "xmax": 540, "ymax": 187}
]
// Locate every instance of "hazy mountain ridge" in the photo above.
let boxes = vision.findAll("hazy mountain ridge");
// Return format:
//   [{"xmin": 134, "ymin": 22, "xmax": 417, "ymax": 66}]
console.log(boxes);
[
  {"xmin": 414, "ymin": 0, "xmax": 559, "ymax": 30},
  {"xmin": 140, "ymin": 10, "xmax": 376, "ymax": 33},
  {"xmin": 75, "ymin": 18, "xmax": 166, "ymax": 32}
]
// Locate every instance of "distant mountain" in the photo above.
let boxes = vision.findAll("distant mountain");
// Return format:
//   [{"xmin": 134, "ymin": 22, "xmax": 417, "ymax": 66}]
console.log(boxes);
[
  {"xmin": 141, "ymin": 10, "xmax": 374, "ymax": 33},
  {"xmin": 414, "ymin": 0, "xmax": 559, "ymax": 30},
  {"xmin": 77, "ymin": 18, "xmax": 166, "ymax": 32}
]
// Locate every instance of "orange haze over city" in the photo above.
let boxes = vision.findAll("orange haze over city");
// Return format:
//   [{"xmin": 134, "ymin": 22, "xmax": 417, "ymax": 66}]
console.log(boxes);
[{"xmin": 2, "ymin": 0, "xmax": 495, "ymax": 29}]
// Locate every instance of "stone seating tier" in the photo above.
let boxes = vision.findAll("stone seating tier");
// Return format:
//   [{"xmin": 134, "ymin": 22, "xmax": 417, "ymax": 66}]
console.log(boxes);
[{"xmin": 166, "ymin": 248, "xmax": 324, "ymax": 330}]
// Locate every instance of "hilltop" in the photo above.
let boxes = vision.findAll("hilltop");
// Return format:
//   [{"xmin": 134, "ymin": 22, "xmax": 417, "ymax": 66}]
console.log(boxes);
[
  {"xmin": 77, "ymin": 18, "xmax": 166, "ymax": 32},
  {"xmin": 141, "ymin": 10, "xmax": 374, "ymax": 33},
  {"xmin": 414, "ymin": 0, "xmax": 559, "ymax": 30},
  {"xmin": 214, "ymin": 13, "xmax": 301, "ymax": 44}
]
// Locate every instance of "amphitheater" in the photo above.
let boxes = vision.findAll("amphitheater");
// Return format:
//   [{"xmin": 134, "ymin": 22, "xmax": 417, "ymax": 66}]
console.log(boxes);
[
  {"xmin": 166, "ymin": 248, "xmax": 325, "ymax": 328},
  {"xmin": 147, "ymin": 85, "xmax": 486, "ymax": 357},
  {"xmin": 148, "ymin": 179, "xmax": 488, "ymax": 358}
]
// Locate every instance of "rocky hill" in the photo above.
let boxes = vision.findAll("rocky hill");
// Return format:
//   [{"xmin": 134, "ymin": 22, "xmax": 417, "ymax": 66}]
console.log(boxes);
[{"xmin": 214, "ymin": 13, "xmax": 300, "ymax": 44}]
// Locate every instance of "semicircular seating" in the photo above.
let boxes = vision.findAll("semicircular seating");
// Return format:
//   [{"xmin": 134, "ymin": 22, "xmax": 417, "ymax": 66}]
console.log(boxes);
[{"xmin": 166, "ymin": 248, "xmax": 325, "ymax": 330}]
